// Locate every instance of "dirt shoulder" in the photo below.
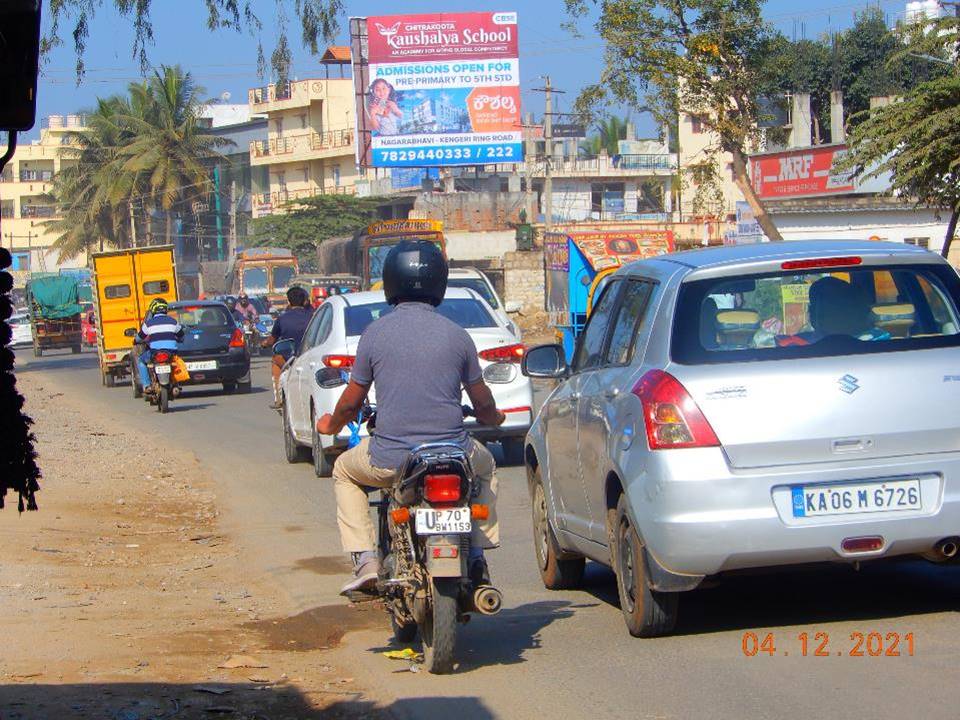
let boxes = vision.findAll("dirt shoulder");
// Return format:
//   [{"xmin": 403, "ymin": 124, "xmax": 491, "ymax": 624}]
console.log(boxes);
[{"xmin": 0, "ymin": 371, "xmax": 384, "ymax": 720}]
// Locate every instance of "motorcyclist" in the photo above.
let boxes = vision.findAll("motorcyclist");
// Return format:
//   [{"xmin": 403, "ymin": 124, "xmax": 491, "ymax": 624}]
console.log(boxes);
[
  {"xmin": 134, "ymin": 298, "xmax": 183, "ymax": 395},
  {"xmin": 317, "ymin": 240, "xmax": 505, "ymax": 596},
  {"xmin": 224, "ymin": 296, "xmax": 243, "ymax": 325},
  {"xmin": 262, "ymin": 285, "xmax": 313, "ymax": 409},
  {"xmin": 236, "ymin": 293, "xmax": 259, "ymax": 323}
]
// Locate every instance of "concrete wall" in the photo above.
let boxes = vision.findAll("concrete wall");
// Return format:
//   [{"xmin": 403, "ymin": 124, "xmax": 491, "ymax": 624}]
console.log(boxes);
[
  {"xmin": 446, "ymin": 231, "xmax": 516, "ymax": 262},
  {"xmin": 413, "ymin": 191, "xmax": 526, "ymax": 231},
  {"xmin": 772, "ymin": 208, "xmax": 947, "ymax": 253},
  {"xmin": 503, "ymin": 250, "xmax": 546, "ymax": 335}
]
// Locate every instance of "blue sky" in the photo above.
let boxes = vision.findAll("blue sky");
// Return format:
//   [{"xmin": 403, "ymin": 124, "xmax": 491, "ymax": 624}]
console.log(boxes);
[{"xmin": 34, "ymin": 0, "xmax": 909, "ymax": 141}]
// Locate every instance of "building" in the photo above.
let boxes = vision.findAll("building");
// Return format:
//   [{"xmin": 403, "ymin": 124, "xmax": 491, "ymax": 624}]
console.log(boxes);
[
  {"xmin": 677, "ymin": 110, "xmax": 746, "ymax": 221},
  {"xmin": 0, "ymin": 114, "xmax": 87, "ymax": 280},
  {"xmin": 248, "ymin": 49, "xmax": 360, "ymax": 219}
]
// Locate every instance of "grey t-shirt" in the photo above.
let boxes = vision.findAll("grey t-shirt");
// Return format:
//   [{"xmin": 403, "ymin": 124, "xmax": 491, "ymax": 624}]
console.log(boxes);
[{"xmin": 352, "ymin": 301, "xmax": 483, "ymax": 469}]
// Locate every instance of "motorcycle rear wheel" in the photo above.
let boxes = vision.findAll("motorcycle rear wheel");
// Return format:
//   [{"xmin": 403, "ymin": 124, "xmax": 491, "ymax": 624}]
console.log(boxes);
[
  {"xmin": 157, "ymin": 386, "xmax": 170, "ymax": 413},
  {"xmin": 420, "ymin": 577, "xmax": 458, "ymax": 674}
]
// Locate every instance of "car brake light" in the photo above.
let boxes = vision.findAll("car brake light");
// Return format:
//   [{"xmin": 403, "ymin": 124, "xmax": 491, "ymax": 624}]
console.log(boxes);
[
  {"xmin": 632, "ymin": 370, "xmax": 720, "ymax": 450},
  {"xmin": 479, "ymin": 343, "xmax": 525, "ymax": 363},
  {"xmin": 781, "ymin": 256, "xmax": 862, "ymax": 270},
  {"xmin": 153, "ymin": 351, "xmax": 171, "ymax": 363},
  {"xmin": 229, "ymin": 328, "xmax": 245, "ymax": 347},
  {"xmin": 323, "ymin": 354, "xmax": 355, "ymax": 369},
  {"xmin": 424, "ymin": 474, "xmax": 462, "ymax": 503}
]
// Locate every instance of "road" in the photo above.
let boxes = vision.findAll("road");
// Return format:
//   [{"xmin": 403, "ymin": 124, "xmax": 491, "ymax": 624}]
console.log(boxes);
[{"xmin": 16, "ymin": 348, "xmax": 960, "ymax": 720}]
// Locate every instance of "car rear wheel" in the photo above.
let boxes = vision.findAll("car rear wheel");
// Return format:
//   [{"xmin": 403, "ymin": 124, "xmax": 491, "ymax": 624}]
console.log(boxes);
[
  {"xmin": 236, "ymin": 379, "xmax": 252, "ymax": 394},
  {"xmin": 71, "ymin": 344, "xmax": 82, "ymax": 354},
  {"xmin": 614, "ymin": 494, "xmax": 678, "ymax": 637},
  {"xmin": 282, "ymin": 401, "xmax": 309, "ymax": 464},
  {"xmin": 222, "ymin": 381, "xmax": 237, "ymax": 394},
  {"xmin": 311, "ymin": 409, "xmax": 334, "ymax": 478},
  {"xmin": 531, "ymin": 470, "xmax": 585, "ymax": 590}
]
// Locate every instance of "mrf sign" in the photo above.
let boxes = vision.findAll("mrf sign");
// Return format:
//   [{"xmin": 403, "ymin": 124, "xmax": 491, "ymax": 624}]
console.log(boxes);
[{"xmin": 750, "ymin": 144, "xmax": 856, "ymax": 199}]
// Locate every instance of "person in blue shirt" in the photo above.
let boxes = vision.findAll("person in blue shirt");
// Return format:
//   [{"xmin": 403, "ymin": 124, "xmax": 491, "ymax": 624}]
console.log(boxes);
[
  {"xmin": 262, "ymin": 285, "xmax": 313, "ymax": 409},
  {"xmin": 135, "ymin": 298, "xmax": 183, "ymax": 394}
]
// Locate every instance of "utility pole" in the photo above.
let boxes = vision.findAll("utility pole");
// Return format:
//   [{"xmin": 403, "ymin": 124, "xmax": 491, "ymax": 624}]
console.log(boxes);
[
  {"xmin": 128, "ymin": 202, "xmax": 138, "ymax": 248},
  {"xmin": 532, "ymin": 77, "xmax": 565, "ymax": 233},
  {"xmin": 228, "ymin": 180, "xmax": 237, "ymax": 259}
]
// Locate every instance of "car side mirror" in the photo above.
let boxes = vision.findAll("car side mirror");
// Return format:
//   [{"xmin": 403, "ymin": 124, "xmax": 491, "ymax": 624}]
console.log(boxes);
[
  {"xmin": 123, "ymin": 328, "xmax": 137, "ymax": 337},
  {"xmin": 505, "ymin": 300, "xmax": 522, "ymax": 314},
  {"xmin": 315, "ymin": 367, "xmax": 348, "ymax": 389},
  {"xmin": 273, "ymin": 339, "xmax": 296, "ymax": 360},
  {"xmin": 521, "ymin": 343, "xmax": 568, "ymax": 379}
]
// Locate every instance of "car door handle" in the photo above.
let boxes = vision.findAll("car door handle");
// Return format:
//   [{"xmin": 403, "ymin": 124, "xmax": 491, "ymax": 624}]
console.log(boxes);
[
  {"xmin": 571, "ymin": 391, "xmax": 581, "ymax": 400},
  {"xmin": 308, "ymin": 361, "xmax": 316, "ymax": 368},
  {"xmin": 604, "ymin": 388, "xmax": 620, "ymax": 400},
  {"xmin": 295, "ymin": 366, "xmax": 303, "ymax": 373}
]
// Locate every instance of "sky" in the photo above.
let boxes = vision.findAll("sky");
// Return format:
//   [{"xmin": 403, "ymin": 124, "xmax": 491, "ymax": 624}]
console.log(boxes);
[{"xmin": 32, "ymin": 0, "xmax": 912, "ymax": 142}]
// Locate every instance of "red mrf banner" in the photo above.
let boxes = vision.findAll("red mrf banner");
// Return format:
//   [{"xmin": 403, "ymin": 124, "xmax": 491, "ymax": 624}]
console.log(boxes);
[
  {"xmin": 352, "ymin": 12, "xmax": 522, "ymax": 168},
  {"xmin": 750, "ymin": 144, "xmax": 855, "ymax": 199}
]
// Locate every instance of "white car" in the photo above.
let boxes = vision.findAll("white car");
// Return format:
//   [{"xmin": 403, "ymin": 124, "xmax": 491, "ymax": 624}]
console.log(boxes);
[
  {"xmin": 8, "ymin": 313, "xmax": 33, "ymax": 347},
  {"xmin": 279, "ymin": 287, "xmax": 534, "ymax": 476},
  {"xmin": 447, "ymin": 267, "xmax": 522, "ymax": 338}
]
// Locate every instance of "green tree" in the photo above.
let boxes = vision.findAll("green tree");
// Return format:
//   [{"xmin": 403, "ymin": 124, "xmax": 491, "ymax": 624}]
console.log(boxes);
[
  {"xmin": 116, "ymin": 65, "xmax": 231, "ymax": 244},
  {"xmin": 582, "ymin": 116, "xmax": 629, "ymax": 156},
  {"xmin": 567, "ymin": 0, "xmax": 783, "ymax": 239},
  {"xmin": 840, "ymin": 15, "xmax": 960, "ymax": 258},
  {"xmin": 250, "ymin": 194, "xmax": 387, "ymax": 267},
  {"xmin": 46, "ymin": 1, "xmax": 343, "ymax": 83}
]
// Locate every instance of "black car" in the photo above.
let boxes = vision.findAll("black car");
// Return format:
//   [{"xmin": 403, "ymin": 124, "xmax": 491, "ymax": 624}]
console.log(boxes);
[{"xmin": 131, "ymin": 301, "xmax": 252, "ymax": 395}]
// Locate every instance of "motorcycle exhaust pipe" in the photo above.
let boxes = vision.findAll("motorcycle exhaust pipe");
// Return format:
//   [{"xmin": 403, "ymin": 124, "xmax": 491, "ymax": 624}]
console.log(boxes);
[
  {"xmin": 472, "ymin": 585, "xmax": 503, "ymax": 616},
  {"xmin": 172, "ymin": 386, "xmax": 182, "ymax": 398}
]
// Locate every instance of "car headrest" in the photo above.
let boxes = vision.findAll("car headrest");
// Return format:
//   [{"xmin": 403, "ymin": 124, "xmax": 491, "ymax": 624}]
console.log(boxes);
[
  {"xmin": 871, "ymin": 303, "xmax": 915, "ymax": 337},
  {"xmin": 715, "ymin": 309, "xmax": 760, "ymax": 331}
]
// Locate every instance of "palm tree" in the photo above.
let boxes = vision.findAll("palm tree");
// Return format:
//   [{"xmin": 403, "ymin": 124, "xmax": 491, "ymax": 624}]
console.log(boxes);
[
  {"xmin": 117, "ymin": 66, "xmax": 230, "ymax": 243},
  {"xmin": 582, "ymin": 116, "xmax": 630, "ymax": 157}
]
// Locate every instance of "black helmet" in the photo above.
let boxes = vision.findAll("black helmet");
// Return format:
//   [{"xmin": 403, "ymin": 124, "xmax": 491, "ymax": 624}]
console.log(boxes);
[{"xmin": 382, "ymin": 240, "xmax": 447, "ymax": 307}]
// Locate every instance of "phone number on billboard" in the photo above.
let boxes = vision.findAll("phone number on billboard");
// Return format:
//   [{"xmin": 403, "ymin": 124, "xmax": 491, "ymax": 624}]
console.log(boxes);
[{"xmin": 378, "ymin": 146, "xmax": 516, "ymax": 163}]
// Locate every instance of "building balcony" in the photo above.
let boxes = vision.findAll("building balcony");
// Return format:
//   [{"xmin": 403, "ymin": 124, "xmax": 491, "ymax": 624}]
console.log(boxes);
[
  {"xmin": 249, "ymin": 129, "xmax": 355, "ymax": 165},
  {"xmin": 248, "ymin": 78, "xmax": 351, "ymax": 112},
  {"xmin": 42, "ymin": 114, "xmax": 87, "ymax": 130},
  {"xmin": 19, "ymin": 169, "xmax": 54, "ymax": 182},
  {"xmin": 251, "ymin": 184, "xmax": 357, "ymax": 217},
  {"xmin": 21, "ymin": 205, "xmax": 57, "ymax": 219},
  {"xmin": 526, "ymin": 153, "xmax": 678, "ymax": 178}
]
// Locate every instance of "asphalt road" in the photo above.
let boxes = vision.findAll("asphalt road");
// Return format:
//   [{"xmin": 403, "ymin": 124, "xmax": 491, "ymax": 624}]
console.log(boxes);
[{"xmin": 16, "ymin": 347, "xmax": 960, "ymax": 720}]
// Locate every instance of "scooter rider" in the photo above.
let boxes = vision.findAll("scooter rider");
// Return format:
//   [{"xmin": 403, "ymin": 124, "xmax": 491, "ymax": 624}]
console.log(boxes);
[
  {"xmin": 236, "ymin": 293, "xmax": 258, "ymax": 323},
  {"xmin": 262, "ymin": 285, "xmax": 313, "ymax": 409},
  {"xmin": 317, "ymin": 240, "xmax": 505, "ymax": 596},
  {"xmin": 135, "ymin": 298, "xmax": 183, "ymax": 394}
]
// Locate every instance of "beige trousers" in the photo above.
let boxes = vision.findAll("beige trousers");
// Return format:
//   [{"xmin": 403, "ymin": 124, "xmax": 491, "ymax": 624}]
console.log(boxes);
[{"xmin": 333, "ymin": 437, "xmax": 499, "ymax": 553}]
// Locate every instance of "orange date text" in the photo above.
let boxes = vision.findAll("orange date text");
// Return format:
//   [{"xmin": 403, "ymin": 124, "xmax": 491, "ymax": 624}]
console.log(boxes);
[{"xmin": 741, "ymin": 631, "xmax": 915, "ymax": 657}]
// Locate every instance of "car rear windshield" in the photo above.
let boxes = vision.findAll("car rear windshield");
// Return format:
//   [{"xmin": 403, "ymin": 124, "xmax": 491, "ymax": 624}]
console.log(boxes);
[
  {"xmin": 447, "ymin": 278, "xmax": 499, "ymax": 308},
  {"xmin": 345, "ymin": 299, "xmax": 497, "ymax": 336},
  {"xmin": 169, "ymin": 305, "xmax": 233, "ymax": 328},
  {"xmin": 672, "ymin": 262, "xmax": 960, "ymax": 364}
]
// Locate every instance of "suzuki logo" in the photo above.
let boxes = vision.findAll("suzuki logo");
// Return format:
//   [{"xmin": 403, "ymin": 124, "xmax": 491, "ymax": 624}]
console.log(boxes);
[{"xmin": 838, "ymin": 374, "xmax": 860, "ymax": 394}]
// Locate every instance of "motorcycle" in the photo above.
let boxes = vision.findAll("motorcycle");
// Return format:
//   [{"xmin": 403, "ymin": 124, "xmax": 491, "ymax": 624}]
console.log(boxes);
[
  {"xmin": 316, "ymin": 367, "xmax": 503, "ymax": 674},
  {"xmin": 242, "ymin": 319, "xmax": 260, "ymax": 353},
  {"xmin": 147, "ymin": 349, "xmax": 181, "ymax": 413}
]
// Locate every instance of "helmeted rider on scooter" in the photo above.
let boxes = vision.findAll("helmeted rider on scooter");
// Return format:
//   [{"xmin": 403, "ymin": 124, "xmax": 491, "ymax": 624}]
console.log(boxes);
[
  {"xmin": 317, "ymin": 240, "xmax": 505, "ymax": 596},
  {"xmin": 236, "ymin": 293, "xmax": 258, "ymax": 323},
  {"xmin": 135, "ymin": 298, "xmax": 183, "ymax": 395}
]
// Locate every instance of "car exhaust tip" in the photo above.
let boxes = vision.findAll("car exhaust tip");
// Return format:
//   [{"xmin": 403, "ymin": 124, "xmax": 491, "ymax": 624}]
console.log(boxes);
[
  {"xmin": 473, "ymin": 585, "xmax": 502, "ymax": 615},
  {"xmin": 935, "ymin": 537, "xmax": 959, "ymax": 559}
]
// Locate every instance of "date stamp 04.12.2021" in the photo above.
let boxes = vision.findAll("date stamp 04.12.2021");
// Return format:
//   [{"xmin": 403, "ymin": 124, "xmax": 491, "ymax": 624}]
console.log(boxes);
[{"xmin": 741, "ymin": 631, "xmax": 915, "ymax": 657}]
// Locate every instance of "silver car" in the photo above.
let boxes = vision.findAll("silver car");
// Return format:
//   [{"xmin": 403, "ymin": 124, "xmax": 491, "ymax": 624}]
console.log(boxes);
[{"xmin": 522, "ymin": 240, "xmax": 960, "ymax": 637}]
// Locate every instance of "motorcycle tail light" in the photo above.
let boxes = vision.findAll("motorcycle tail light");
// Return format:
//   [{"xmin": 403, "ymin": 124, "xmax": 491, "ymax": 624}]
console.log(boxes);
[
  {"xmin": 229, "ymin": 328, "xmax": 245, "ymax": 347},
  {"xmin": 424, "ymin": 474, "xmax": 462, "ymax": 503},
  {"xmin": 391, "ymin": 507, "xmax": 410, "ymax": 525},
  {"xmin": 153, "ymin": 351, "xmax": 171, "ymax": 363}
]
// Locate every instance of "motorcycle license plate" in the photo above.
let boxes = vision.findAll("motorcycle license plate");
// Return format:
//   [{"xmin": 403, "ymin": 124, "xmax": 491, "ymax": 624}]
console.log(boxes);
[
  {"xmin": 415, "ymin": 507, "xmax": 472, "ymax": 534},
  {"xmin": 186, "ymin": 360, "xmax": 217, "ymax": 371},
  {"xmin": 154, "ymin": 364, "xmax": 171, "ymax": 373}
]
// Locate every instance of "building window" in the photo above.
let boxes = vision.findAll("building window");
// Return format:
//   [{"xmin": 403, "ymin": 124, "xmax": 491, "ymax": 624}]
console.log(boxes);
[
  {"xmin": 299, "ymin": 114, "xmax": 307, "ymax": 130},
  {"xmin": 333, "ymin": 166, "xmax": 341, "ymax": 187},
  {"xmin": 275, "ymin": 118, "xmax": 283, "ymax": 137},
  {"xmin": 302, "ymin": 166, "xmax": 309, "ymax": 183},
  {"xmin": 12, "ymin": 252, "xmax": 30, "ymax": 271},
  {"xmin": 691, "ymin": 116, "xmax": 705, "ymax": 134},
  {"xmin": 276, "ymin": 171, "xmax": 286, "ymax": 189},
  {"xmin": 905, "ymin": 237, "xmax": 930, "ymax": 249},
  {"xmin": 591, "ymin": 182, "xmax": 625, "ymax": 216}
]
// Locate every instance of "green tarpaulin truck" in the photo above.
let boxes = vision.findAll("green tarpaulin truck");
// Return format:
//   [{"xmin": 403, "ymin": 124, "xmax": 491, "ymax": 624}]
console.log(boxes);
[{"xmin": 25, "ymin": 275, "xmax": 83, "ymax": 357}]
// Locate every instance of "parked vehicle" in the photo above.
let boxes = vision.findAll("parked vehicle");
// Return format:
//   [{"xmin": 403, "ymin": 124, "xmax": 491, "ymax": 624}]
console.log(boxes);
[
  {"xmin": 317, "ymin": 368, "xmax": 502, "ymax": 673},
  {"xmin": 278, "ymin": 288, "xmax": 532, "ymax": 476},
  {"xmin": 131, "ymin": 300, "xmax": 251, "ymax": 396},
  {"xmin": 447, "ymin": 267, "xmax": 522, "ymax": 338},
  {"xmin": 226, "ymin": 248, "xmax": 299, "ymax": 310},
  {"xmin": 522, "ymin": 240, "xmax": 960, "ymax": 637},
  {"xmin": 7, "ymin": 312, "xmax": 33, "ymax": 347},
  {"xmin": 25, "ymin": 275, "xmax": 83, "ymax": 356},
  {"xmin": 91, "ymin": 245, "xmax": 178, "ymax": 387}
]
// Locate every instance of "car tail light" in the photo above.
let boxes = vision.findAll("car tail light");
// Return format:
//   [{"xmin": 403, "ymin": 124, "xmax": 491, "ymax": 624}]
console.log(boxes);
[
  {"xmin": 229, "ymin": 328, "xmax": 245, "ymax": 347},
  {"xmin": 479, "ymin": 343, "xmax": 525, "ymax": 363},
  {"xmin": 323, "ymin": 354, "xmax": 355, "ymax": 369},
  {"xmin": 153, "ymin": 351, "xmax": 171, "ymax": 363},
  {"xmin": 424, "ymin": 474, "xmax": 462, "ymax": 503},
  {"xmin": 781, "ymin": 256, "xmax": 861, "ymax": 270},
  {"xmin": 632, "ymin": 370, "xmax": 720, "ymax": 450}
]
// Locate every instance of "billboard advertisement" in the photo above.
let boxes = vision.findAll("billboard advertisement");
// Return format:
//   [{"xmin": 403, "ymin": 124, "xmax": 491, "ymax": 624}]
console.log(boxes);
[
  {"xmin": 352, "ymin": 11, "xmax": 522, "ymax": 168},
  {"xmin": 750, "ymin": 144, "xmax": 855, "ymax": 199}
]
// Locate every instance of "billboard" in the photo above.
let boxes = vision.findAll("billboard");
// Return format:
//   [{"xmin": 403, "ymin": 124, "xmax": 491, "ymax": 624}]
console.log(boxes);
[
  {"xmin": 750, "ymin": 144, "xmax": 855, "ymax": 199},
  {"xmin": 351, "ymin": 11, "xmax": 522, "ymax": 168}
]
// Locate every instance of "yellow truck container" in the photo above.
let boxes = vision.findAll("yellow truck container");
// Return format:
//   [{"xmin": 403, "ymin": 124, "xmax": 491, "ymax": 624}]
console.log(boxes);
[{"xmin": 90, "ymin": 245, "xmax": 178, "ymax": 387}]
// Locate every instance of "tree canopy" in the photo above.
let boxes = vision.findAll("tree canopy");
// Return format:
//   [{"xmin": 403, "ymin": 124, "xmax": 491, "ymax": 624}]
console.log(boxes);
[
  {"xmin": 46, "ymin": 0, "xmax": 344, "ymax": 82},
  {"xmin": 249, "ymin": 194, "xmax": 386, "ymax": 269}
]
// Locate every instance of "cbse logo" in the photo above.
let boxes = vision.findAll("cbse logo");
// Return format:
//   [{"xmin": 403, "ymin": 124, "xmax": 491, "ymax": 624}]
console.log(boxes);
[{"xmin": 492, "ymin": 12, "xmax": 517, "ymax": 25}]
